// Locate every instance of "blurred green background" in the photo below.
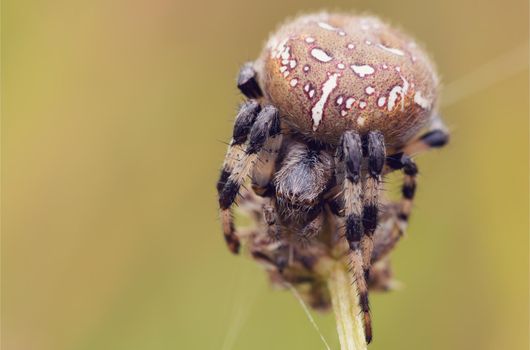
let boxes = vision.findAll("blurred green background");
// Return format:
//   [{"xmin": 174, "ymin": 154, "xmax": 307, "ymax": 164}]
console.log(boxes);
[{"xmin": 2, "ymin": 0, "xmax": 528, "ymax": 349}]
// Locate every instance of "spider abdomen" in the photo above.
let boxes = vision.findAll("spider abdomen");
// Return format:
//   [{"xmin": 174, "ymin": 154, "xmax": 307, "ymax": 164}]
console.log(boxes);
[{"xmin": 256, "ymin": 13, "xmax": 439, "ymax": 147}]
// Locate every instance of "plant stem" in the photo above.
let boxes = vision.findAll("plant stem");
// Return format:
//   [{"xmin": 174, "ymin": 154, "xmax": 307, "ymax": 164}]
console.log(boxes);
[{"xmin": 327, "ymin": 262, "xmax": 368, "ymax": 350}]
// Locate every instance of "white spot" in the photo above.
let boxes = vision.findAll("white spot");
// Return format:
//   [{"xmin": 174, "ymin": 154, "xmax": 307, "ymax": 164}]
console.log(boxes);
[
  {"xmin": 290, "ymin": 79, "xmax": 298, "ymax": 87},
  {"xmin": 338, "ymin": 31, "xmax": 346, "ymax": 36},
  {"xmin": 303, "ymin": 65, "xmax": 310, "ymax": 72},
  {"xmin": 336, "ymin": 96, "xmax": 344, "ymax": 105},
  {"xmin": 359, "ymin": 101, "xmax": 367, "ymax": 109},
  {"xmin": 311, "ymin": 73, "xmax": 340, "ymax": 131},
  {"xmin": 280, "ymin": 47, "xmax": 291, "ymax": 60},
  {"xmin": 414, "ymin": 91, "xmax": 431, "ymax": 109},
  {"xmin": 309, "ymin": 89, "xmax": 315, "ymax": 98},
  {"xmin": 280, "ymin": 66, "xmax": 287, "ymax": 73},
  {"xmin": 388, "ymin": 86, "xmax": 402, "ymax": 111},
  {"xmin": 283, "ymin": 71, "xmax": 290, "ymax": 78},
  {"xmin": 377, "ymin": 96, "xmax": 386, "ymax": 107},
  {"xmin": 318, "ymin": 22, "xmax": 337, "ymax": 31},
  {"xmin": 387, "ymin": 75, "xmax": 409, "ymax": 111},
  {"xmin": 282, "ymin": 59, "xmax": 289, "ymax": 65},
  {"xmin": 382, "ymin": 64, "xmax": 388, "ymax": 69},
  {"xmin": 346, "ymin": 97, "xmax": 355, "ymax": 109},
  {"xmin": 350, "ymin": 64, "xmax": 375, "ymax": 78},
  {"xmin": 304, "ymin": 83, "xmax": 311, "ymax": 92},
  {"xmin": 365, "ymin": 40, "xmax": 372, "ymax": 45},
  {"xmin": 310, "ymin": 48, "xmax": 333, "ymax": 62},
  {"xmin": 337, "ymin": 63, "xmax": 345, "ymax": 70},
  {"xmin": 395, "ymin": 66, "xmax": 401, "ymax": 72},
  {"xmin": 357, "ymin": 116, "xmax": 366, "ymax": 126},
  {"xmin": 289, "ymin": 60, "xmax": 297, "ymax": 68},
  {"xmin": 377, "ymin": 44, "xmax": 405, "ymax": 56},
  {"xmin": 305, "ymin": 37, "xmax": 315, "ymax": 43},
  {"xmin": 341, "ymin": 110, "xmax": 348, "ymax": 116},
  {"xmin": 347, "ymin": 43, "xmax": 355, "ymax": 49},
  {"xmin": 365, "ymin": 86, "xmax": 375, "ymax": 95},
  {"xmin": 411, "ymin": 55, "xmax": 417, "ymax": 63}
]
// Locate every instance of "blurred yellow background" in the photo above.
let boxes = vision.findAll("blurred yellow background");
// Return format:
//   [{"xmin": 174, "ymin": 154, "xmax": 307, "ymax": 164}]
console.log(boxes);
[{"xmin": 3, "ymin": 0, "xmax": 528, "ymax": 349}]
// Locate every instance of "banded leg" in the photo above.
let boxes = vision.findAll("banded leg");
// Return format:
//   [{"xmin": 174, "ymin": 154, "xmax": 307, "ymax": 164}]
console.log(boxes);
[
  {"xmin": 218, "ymin": 105, "xmax": 281, "ymax": 253},
  {"xmin": 403, "ymin": 115, "xmax": 449, "ymax": 155},
  {"xmin": 361, "ymin": 131, "xmax": 385, "ymax": 280},
  {"xmin": 216, "ymin": 101, "xmax": 260, "ymax": 194},
  {"xmin": 386, "ymin": 153, "xmax": 419, "ymax": 235},
  {"xmin": 338, "ymin": 131, "xmax": 373, "ymax": 343}
]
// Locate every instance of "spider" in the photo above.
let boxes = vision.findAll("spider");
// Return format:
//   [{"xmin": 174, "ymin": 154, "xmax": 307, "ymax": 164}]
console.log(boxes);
[{"xmin": 216, "ymin": 13, "xmax": 448, "ymax": 343}]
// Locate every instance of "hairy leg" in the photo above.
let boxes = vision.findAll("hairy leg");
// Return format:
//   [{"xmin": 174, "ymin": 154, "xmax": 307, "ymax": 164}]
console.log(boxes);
[
  {"xmin": 337, "ymin": 130, "xmax": 373, "ymax": 343},
  {"xmin": 369, "ymin": 151, "xmax": 420, "ymax": 262},
  {"xmin": 361, "ymin": 131, "xmax": 385, "ymax": 280},
  {"xmin": 218, "ymin": 105, "xmax": 281, "ymax": 253}
]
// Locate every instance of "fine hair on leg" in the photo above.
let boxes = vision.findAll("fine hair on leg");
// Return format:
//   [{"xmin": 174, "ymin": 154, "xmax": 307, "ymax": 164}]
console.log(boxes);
[
  {"xmin": 361, "ymin": 131, "xmax": 385, "ymax": 280},
  {"xmin": 218, "ymin": 105, "xmax": 281, "ymax": 253},
  {"xmin": 337, "ymin": 130, "xmax": 373, "ymax": 343}
]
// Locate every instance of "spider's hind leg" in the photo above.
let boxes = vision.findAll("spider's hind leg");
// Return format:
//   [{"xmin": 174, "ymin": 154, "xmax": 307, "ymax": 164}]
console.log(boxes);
[
  {"xmin": 386, "ymin": 153, "xmax": 419, "ymax": 235},
  {"xmin": 363, "ymin": 153, "xmax": 420, "ymax": 267},
  {"xmin": 403, "ymin": 115, "xmax": 449, "ymax": 155}
]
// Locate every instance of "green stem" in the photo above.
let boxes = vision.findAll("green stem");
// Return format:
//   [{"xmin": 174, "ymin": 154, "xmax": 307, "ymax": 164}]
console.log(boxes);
[{"xmin": 327, "ymin": 262, "xmax": 368, "ymax": 350}]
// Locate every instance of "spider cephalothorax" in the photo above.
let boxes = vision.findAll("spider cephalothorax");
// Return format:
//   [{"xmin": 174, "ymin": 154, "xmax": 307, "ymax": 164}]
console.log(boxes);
[{"xmin": 217, "ymin": 12, "xmax": 448, "ymax": 344}]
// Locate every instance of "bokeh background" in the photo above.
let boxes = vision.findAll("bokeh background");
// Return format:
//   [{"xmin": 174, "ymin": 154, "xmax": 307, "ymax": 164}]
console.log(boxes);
[{"xmin": 3, "ymin": 0, "xmax": 528, "ymax": 349}]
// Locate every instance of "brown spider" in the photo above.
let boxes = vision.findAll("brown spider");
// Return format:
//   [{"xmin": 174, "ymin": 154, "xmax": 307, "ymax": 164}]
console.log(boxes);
[{"xmin": 216, "ymin": 13, "xmax": 448, "ymax": 344}]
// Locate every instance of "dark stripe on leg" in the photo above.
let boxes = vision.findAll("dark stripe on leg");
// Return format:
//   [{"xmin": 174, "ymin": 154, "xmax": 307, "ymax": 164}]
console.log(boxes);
[
  {"xmin": 216, "ymin": 100, "xmax": 260, "ymax": 196},
  {"xmin": 419, "ymin": 129, "xmax": 449, "ymax": 148},
  {"xmin": 398, "ymin": 156, "xmax": 418, "ymax": 230}
]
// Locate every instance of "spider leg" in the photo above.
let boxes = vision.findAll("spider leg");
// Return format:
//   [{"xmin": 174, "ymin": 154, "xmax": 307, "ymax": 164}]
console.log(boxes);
[
  {"xmin": 251, "ymin": 115, "xmax": 284, "ymax": 241},
  {"xmin": 387, "ymin": 153, "xmax": 418, "ymax": 233},
  {"xmin": 338, "ymin": 130, "xmax": 373, "ymax": 343},
  {"xmin": 263, "ymin": 198, "xmax": 281, "ymax": 241},
  {"xmin": 218, "ymin": 105, "xmax": 281, "ymax": 253},
  {"xmin": 237, "ymin": 62, "xmax": 263, "ymax": 99},
  {"xmin": 299, "ymin": 207, "xmax": 324, "ymax": 245},
  {"xmin": 402, "ymin": 115, "xmax": 449, "ymax": 155},
  {"xmin": 361, "ymin": 131, "xmax": 385, "ymax": 280},
  {"xmin": 216, "ymin": 100, "xmax": 260, "ymax": 194},
  {"xmin": 366, "ymin": 154, "xmax": 419, "ymax": 267}
]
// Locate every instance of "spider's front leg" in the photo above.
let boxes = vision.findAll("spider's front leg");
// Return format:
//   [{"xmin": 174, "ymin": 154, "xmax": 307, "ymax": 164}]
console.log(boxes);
[
  {"xmin": 337, "ymin": 130, "xmax": 373, "ymax": 343},
  {"xmin": 218, "ymin": 104, "xmax": 281, "ymax": 253},
  {"xmin": 361, "ymin": 131, "xmax": 385, "ymax": 280}
]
